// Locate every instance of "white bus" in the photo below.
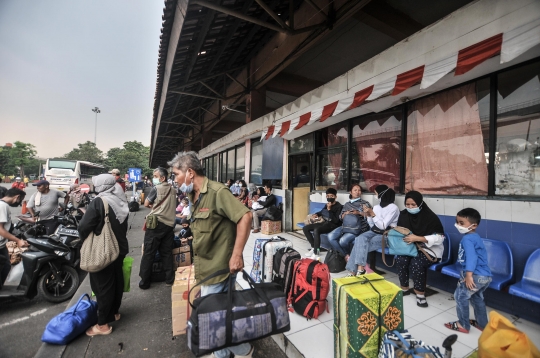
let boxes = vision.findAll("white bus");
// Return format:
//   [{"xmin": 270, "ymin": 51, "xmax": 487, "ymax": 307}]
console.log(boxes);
[{"xmin": 44, "ymin": 158, "xmax": 107, "ymax": 191}]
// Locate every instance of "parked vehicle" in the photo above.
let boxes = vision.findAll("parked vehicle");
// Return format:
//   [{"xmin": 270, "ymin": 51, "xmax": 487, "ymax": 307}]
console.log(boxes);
[{"xmin": 44, "ymin": 158, "xmax": 106, "ymax": 192}]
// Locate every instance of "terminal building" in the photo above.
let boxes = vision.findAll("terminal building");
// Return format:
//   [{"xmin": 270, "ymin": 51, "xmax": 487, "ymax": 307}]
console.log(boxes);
[{"xmin": 150, "ymin": 0, "xmax": 540, "ymax": 323}]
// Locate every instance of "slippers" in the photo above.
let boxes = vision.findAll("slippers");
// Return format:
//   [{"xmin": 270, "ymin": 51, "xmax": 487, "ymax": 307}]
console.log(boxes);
[
  {"xmin": 444, "ymin": 321, "xmax": 469, "ymax": 333},
  {"xmin": 86, "ymin": 324, "xmax": 112, "ymax": 336},
  {"xmin": 470, "ymin": 319, "xmax": 483, "ymax": 331}
]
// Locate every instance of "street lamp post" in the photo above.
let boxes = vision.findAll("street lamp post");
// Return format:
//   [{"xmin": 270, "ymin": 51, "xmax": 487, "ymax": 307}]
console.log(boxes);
[{"xmin": 92, "ymin": 107, "xmax": 101, "ymax": 145}]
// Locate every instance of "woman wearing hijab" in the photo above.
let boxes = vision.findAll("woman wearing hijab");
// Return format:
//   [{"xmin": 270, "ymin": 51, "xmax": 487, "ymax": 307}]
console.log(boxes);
[
  {"xmin": 395, "ymin": 191, "xmax": 445, "ymax": 308},
  {"xmin": 237, "ymin": 180, "xmax": 249, "ymax": 206},
  {"xmin": 346, "ymin": 185, "xmax": 400, "ymax": 276},
  {"xmin": 78, "ymin": 174, "xmax": 129, "ymax": 336}
]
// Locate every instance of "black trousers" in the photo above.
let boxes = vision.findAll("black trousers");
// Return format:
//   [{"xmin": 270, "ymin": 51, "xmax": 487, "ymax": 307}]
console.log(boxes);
[
  {"xmin": 302, "ymin": 222, "xmax": 339, "ymax": 251},
  {"xmin": 89, "ymin": 254, "xmax": 125, "ymax": 325},
  {"xmin": 0, "ymin": 247, "xmax": 11, "ymax": 289},
  {"xmin": 395, "ymin": 254, "xmax": 439, "ymax": 292},
  {"xmin": 139, "ymin": 221, "xmax": 174, "ymax": 286}
]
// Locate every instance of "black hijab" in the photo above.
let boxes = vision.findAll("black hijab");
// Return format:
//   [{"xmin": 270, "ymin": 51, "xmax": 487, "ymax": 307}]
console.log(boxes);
[
  {"xmin": 375, "ymin": 185, "xmax": 395, "ymax": 208},
  {"xmin": 397, "ymin": 191, "xmax": 444, "ymax": 236}
]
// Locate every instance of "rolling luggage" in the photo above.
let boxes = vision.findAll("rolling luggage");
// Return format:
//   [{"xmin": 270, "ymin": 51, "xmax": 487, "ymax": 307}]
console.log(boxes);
[
  {"xmin": 287, "ymin": 258, "xmax": 330, "ymax": 319},
  {"xmin": 273, "ymin": 247, "xmax": 301, "ymax": 296},
  {"xmin": 250, "ymin": 237, "xmax": 292, "ymax": 283},
  {"xmin": 333, "ymin": 273, "xmax": 404, "ymax": 358}
]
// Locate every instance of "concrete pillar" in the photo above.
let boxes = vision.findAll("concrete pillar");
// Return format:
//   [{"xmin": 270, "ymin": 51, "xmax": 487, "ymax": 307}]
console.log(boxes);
[{"xmin": 244, "ymin": 139, "xmax": 251, "ymax": 182}]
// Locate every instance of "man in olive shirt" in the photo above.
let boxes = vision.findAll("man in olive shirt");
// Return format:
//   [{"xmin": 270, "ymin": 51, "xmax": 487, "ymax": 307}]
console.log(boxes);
[{"xmin": 169, "ymin": 151, "xmax": 253, "ymax": 358}]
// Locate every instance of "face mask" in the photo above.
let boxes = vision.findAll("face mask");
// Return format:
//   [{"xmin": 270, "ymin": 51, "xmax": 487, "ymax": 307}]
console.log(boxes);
[
  {"xmin": 406, "ymin": 207, "xmax": 421, "ymax": 214},
  {"xmin": 8, "ymin": 199, "xmax": 22, "ymax": 208},
  {"xmin": 350, "ymin": 197, "xmax": 361, "ymax": 203},
  {"xmin": 152, "ymin": 178, "xmax": 160, "ymax": 185},
  {"xmin": 327, "ymin": 197, "xmax": 335, "ymax": 203},
  {"xmin": 455, "ymin": 223, "xmax": 473, "ymax": 234},
  {"xmin": 180, "ymin": 173, "xmax": 194, "ymax": 194}
]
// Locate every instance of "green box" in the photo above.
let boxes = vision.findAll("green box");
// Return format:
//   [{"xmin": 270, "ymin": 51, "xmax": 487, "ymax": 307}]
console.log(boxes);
[{"xmin": 333, "ymin": 273, "xmax": 404, "ymax": 358}]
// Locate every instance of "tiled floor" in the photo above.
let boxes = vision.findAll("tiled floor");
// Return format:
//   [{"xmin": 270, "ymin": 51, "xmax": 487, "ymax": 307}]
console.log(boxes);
[{"xmin": 239, "ymin": 231, "xmax": 540, "ymax": 358}]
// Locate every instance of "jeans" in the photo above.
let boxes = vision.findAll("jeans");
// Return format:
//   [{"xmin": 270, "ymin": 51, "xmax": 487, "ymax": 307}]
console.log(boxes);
[
  {"xmin": 201, "ymin": 275, "xmax": 252, "ymax": 358},
  {"xmin": 455, "ymin": 273, "xmax": 492, "ymax": 330},
  {"xmin": 345, "ymin": 231, "xmax": 382, "ymax": 273},
  {"xmin": 327, "ymin": 227, "xmax": 356, "ymax": 257}
]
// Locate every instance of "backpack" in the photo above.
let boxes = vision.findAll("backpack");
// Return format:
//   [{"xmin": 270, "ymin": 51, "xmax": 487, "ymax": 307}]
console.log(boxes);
[
  {"xmin": 263, "ymin": 203, "xmax": 283, "ymax": 221},
  {"xmin": 287, "ymin": 259, "xmax": 330, "ymax": 319},
  {"xmin": 324, "ymin": 249, "xmax": 346, "ymax": 273},
  {"xmin": 273, "ymin": 247, "xmax": 301, "ymax": 296},
  {"xmin": 128, "ymin": 201, "xmax": 139, "ymax": 212}
]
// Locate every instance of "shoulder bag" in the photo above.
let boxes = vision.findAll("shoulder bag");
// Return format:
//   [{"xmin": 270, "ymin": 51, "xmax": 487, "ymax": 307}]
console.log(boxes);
[
  {"xmin": 381, "ymin": 226, "xmax": 438, "ymax": 267},
  {"xmin": 145, "ymin": 187, "xmax": 172, "ymax": 230},
  {"xmin": 80, "ymin": 198, "xmax": 120, "ymax": 273}
]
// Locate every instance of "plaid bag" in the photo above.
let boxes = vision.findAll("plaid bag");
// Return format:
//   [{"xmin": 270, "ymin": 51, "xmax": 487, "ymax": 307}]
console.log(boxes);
[{"xmin": 379, "ymin": 330, "xmax": 443, "ymax": 358}]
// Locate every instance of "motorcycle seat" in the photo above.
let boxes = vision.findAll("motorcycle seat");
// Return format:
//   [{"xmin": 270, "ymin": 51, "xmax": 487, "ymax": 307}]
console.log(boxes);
[{"xmin": 18, "ymin": 216, "xmax": 35, "ymax": 224}]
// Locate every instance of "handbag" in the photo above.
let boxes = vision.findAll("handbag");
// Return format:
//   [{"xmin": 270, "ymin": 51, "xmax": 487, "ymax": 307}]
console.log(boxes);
[
  {"xmin": 303, "ymin": 214, "xmax": 325, "ymax": 225},
  {"xmin": 80, "ymin": 198, "xmax": 120, "ymax": 273},
  {"xmin": 324, "ymin": 249, "xmax": 346, "ymax": 273},
  {"xmin": 41, "ymin": 294, "xmax": 98, "ymax": 345},
  {"xmin": 379, "ymin": 330, "xmax": 444, "ymax": 358},
  {"xmin": 187, "ymin": 269, "xmax": 290, "ymax": 357},
  {"xmin": 381, "ymin": 227, "xmax": 439, "ymax": 267},
  {"xmin": 145, "ymin": 187, "xmax": 172, "ymax": 230}
]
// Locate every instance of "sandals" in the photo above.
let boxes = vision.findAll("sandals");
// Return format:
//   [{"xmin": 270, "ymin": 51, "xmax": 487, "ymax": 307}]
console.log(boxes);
[
  {"xmin": 470, "ymin": 319, "xmax": 483, "ymax": 331},
  {"xmin": 416, "ymin": 296, "xmax": 428, "ymax": 307},
  {"xmin": 444, "ymin": 321, "xmax": 469, "ymax": 333},
  {"xmin": 86, "ymin": 324, "xmax": 112, "ymax": 336}
]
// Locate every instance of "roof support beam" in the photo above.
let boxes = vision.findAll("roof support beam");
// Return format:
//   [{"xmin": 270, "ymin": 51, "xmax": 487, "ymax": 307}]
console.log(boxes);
[
  {"xmin": 305, "ymin": 0, "xmax": 326, "ymax": 18},
  {"xmin": 184, "ymin": 8, "xmax": 215, "ymax": 82},
  {"xmin": 170, "ymin": 67, "xmax": 244, "ymax": 90},
  {"xmin": 169, "ymin": 90, "xmax": 222, "ymax": 100},
  {"xmin": 225, "ymin": 73, "xmax": 247, "ymax": 90},
  {"xmin": 191, "ymin": 0, "xmax": 289, "ymax": 34},
  {"xmin": 160, "ymin": 121, "xmax": 200, "ymax": 126},
  {"xmin": 199, "ymin": 81, "xmax": 223, "ymax": 98},
  {"xmin": 254, "ymin": 0, "xmax": 290, "ymax": 31}
]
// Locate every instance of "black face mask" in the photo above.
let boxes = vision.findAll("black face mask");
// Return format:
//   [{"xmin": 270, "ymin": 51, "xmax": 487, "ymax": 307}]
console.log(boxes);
[
  {"xmin": 327, "ymin": 197, "xmax": 335, "ymax": 203},
  {"xmin": 9, "ymin": 200, "xmax": 22, "ymax": 208}
]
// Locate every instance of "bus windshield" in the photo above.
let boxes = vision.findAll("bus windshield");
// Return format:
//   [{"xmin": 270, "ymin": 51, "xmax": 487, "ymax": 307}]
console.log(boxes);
[{"xmin": 48, "ymin": 160, "xmax": 76, "ymax": 170}]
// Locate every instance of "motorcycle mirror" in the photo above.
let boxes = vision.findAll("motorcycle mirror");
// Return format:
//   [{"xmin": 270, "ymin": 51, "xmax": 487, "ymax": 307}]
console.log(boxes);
[{"xmin": 79, "ymin": 184, "xmax": 90, "ymax": 193}]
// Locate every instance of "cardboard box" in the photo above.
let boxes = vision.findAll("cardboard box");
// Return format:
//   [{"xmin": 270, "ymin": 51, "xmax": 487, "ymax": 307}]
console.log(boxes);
[
  {"xmin": 173, "ymin": 246, "xmax": 191, "ymax": 269},
  {"xmin": 171, "ymin": 265, "xmax": 199, "ymax": 336},
  {"xmin": 261, "ymin": 220, "xmax": 281, "ymax": 235},
  {"xmin": 333, "ymin": 273, "xmax": 404, "ymax": 358}
]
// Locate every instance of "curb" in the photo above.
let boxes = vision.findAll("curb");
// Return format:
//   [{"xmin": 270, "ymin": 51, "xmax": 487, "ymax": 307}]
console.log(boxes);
[
  {"xmin": 271, "ymin": 333, "xmax": 304, "ymax": 358},
  {"xmin": 34, "ymin": 273, "xmax": 92, "ymax": 358}
]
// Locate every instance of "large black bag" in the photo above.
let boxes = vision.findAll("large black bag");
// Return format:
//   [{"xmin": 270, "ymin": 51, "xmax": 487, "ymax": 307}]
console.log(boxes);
[
  {"xmin": 187, "ymin": 269, "xmax": 290, "ymax": 357},
  {"xmin": 324, "ymin": 249, "xmax": 346, "ymax": 273},
  {"xmin": 263, "ymin": 203, "xmax": 283, "ymax": 221},
  {"xmin": 128, "ymin": 201, "xmax": 139, "ymax": 212}
]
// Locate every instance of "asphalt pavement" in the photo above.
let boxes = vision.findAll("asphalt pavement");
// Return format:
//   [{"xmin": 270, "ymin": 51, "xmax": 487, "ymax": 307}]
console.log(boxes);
[{"xmin": 0, "ymin": 183, "xmax": 288, "ymax": 358}]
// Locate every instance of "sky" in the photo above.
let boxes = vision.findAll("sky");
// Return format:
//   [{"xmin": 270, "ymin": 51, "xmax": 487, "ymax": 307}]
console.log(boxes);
[{"xmin": 0, "ymin": 0, "xmax": 164, "ymax": 158}]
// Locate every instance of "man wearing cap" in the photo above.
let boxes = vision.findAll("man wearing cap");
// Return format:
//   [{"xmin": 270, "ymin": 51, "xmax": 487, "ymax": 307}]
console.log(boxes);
[
  {"xmin": 11, "ymin": 177, "xmax": 26, "ymax": 191},
  {"xmin": 27, "ymin": 180, "xmax": 69, "ymax": 235},
  {"xmin": 111, "ymin": 169, "xmax": 126, "ymax": 192}
]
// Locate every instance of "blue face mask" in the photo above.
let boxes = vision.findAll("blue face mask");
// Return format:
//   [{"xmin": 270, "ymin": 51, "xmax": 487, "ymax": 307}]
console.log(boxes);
[
  {"xmin": 350, "ymin": 197, "xmax": 361, "ymax": 203},
  {"xmin": 406, "ymin": 202, "xmax": 423, "ymax": 214},
  {"xmin": 180, "ymin": 172, "xmax": 194, "ymax": 194},
  {"xmin": 152, "ymin": 178, "xmax": 160, "ymax": 186}
]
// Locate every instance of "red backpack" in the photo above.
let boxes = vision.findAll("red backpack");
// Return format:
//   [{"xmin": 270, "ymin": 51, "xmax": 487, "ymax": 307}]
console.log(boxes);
[{"xmin": 287, "ymin": 258, "xmax": 331, "ymax": 319}]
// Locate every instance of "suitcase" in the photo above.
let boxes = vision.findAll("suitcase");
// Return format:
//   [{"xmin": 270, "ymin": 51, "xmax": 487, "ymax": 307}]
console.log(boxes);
[
  {"xmin": 333, "ymin": 273, "xmax": 404, "ymax": 358},
  {"xmin": 250, "ymin": 237, "xmax": 292, "ymax": 283},
  {"xmin": 273, "ymin": 247, "xmax": 301, "ymax": 296}
]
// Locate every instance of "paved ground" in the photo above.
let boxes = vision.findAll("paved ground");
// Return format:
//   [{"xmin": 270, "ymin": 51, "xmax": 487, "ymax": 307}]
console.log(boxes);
[{"xmin": 0, "ymin": 183, "xmax": 287, "ymax": 358}]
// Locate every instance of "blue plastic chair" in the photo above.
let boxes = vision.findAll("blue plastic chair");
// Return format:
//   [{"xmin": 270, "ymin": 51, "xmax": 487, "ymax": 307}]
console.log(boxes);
[
  {"xmin": 508, "ymin": 249, "xmax": 540, "ymax": 303},
  {"xmin": 429, "ymin": 233, "xmax": 451, "ymax": 271},
  {"xmin": 442, "ymin": 238, "xmax": 513, "ymax": 290}
]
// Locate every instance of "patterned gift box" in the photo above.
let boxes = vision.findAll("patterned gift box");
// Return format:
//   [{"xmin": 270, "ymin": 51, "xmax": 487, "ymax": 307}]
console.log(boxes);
[
  {"xmin": 333, "ymin": 273, "xmax": 404, "ymax": 358},
  {"xmin": 261, "ymin": 220, "xmax": 281, "ymax": 235}
]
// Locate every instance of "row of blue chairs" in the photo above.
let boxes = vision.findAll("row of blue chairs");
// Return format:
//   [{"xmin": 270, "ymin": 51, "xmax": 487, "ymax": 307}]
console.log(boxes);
[{"xmin": 296, "ymin": 204, "xmax": 540, "ymax": 303}]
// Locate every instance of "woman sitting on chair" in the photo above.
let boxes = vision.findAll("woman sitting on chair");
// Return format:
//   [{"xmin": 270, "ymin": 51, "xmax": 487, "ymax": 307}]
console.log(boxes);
[{"xmin": 395, "ymin": 191, "xmax": 445, "ymax": 308}]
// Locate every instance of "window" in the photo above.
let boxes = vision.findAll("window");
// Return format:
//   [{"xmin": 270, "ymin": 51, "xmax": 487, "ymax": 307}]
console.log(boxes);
[
  {"xmin": 250, "ymin": 140, "xmax": 263, "ymax": 185},
  {"xmin": 496, "ymin": 62, "xmax": 540, "ymax": 196},
  {"xmin": 236, "ymin": 146, "xmax": 245, "ymax": 180},
  {"xmin": 315, "ymin": 123, "xmax": 348, "ymax": 191},
  {"xmin": 289, "ymin": 134, "xmax": 314, "ymax": 154},
  {"xmin": 351, "ymin": 108, "xmax": 402, "ymax": 192},
  {"xmin": 406, "ymin": 79, "xmax": 490, "ymax": 195},
  {"xmin": 227, "ymin": 149, "xmax": 235, "ymax": 182}
]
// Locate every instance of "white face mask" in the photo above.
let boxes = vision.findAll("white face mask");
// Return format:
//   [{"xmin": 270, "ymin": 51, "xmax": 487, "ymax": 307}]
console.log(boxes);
[{"xmin": 454, "ymin": 223, "xmax": 474, "ymax": 234}]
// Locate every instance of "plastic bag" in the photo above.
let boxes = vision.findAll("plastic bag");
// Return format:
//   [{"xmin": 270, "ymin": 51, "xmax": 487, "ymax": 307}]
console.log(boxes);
[
  {"xmin": 478, "ymin": 311, "xmax": 540, "ymax": 358},
  {"xmin": 4, "ymin": 262, "xmax": 24, "ymax": 286},
  {"xmin": 123, "ymin": 256, "xmax": 134, "ymax": 292}
]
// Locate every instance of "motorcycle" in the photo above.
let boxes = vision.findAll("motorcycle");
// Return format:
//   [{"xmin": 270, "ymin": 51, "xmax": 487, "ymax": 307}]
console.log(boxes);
[{"xmin": 1, "ymin": 211, "xmax": 82, "ymax": 303}]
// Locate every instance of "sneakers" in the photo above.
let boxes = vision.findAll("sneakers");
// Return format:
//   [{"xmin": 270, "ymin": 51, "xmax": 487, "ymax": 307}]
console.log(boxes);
[
  {"xmin": 200, "ymin": 346, "xmax": 253, "ymax": 358},
  {"xmin": 305, "ymin": 248, "xmax": 320, "ymax": 261},
  {"xmin": 346, "ymin": 269, "xmax": 366, "ymax": 278},
  {"xmin": 304, "ymin": 248, "xmax": 314, "ymax": 257}
]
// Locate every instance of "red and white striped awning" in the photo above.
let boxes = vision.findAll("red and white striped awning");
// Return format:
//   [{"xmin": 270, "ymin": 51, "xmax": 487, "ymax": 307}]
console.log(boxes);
[{"xmin": 261, "ymin": 19, "xmax": 540, "ymax": 141}]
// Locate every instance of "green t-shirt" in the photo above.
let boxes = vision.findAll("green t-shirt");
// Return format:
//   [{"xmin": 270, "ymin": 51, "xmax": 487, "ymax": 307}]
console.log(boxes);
[{"xmin": 189, "ymin": 177, "xmax": 250, "ymax": 285}]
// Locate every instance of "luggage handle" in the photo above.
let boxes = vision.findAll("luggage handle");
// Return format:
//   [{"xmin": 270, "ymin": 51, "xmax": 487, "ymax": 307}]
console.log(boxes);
[
  {"xmin": 188, "ymin": 268, "xmax": 230, "ymax": 308},
  {"xmin": 72, "ymin": 293, "xmax": 92, "ymax": 315}
]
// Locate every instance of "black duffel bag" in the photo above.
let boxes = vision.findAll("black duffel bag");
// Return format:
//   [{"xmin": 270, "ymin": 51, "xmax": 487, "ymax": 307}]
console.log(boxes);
[
  {"xmin": 128, "ymin": 201, "xmax": 139, "ymax": 212},
  {"xmin": 187, "ymin": 269, "xmax": 290, "ymax": 357},
  {"xmin": 262, "ymin": 203, "xmax": 283, "ymax": 221},
  {"xmin": 324, "ymin": 249, "xmax": 346, "ymax": 273}
]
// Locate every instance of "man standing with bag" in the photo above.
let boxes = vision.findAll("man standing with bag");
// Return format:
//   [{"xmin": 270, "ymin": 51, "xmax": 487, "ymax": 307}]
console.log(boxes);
[
  {"xmin": 139, "ymin": 167, "xmax": 177, "ymax": 289},
  {"xmin": 168, "ymin": 151, "xmax": 254, "ymax": 358}
]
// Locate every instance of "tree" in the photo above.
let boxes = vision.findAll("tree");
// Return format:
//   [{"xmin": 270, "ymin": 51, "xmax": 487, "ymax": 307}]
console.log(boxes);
[
  {"xmin": 10, "ymin": 141, "xmax": 37, "ymax": 177},
  {"xmin": 63, "ymin": 141, "xmax": 104, "ymax": 164},
  {"xmin": 105, "ymin": 141, "xmax": 151, "ymax": 176}
]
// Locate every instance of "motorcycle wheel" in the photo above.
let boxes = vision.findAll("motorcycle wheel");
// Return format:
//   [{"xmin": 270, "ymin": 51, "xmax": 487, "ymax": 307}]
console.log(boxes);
[{"xmin": 37, "ymin": 265, "xmax": 80, "ymax": 303}]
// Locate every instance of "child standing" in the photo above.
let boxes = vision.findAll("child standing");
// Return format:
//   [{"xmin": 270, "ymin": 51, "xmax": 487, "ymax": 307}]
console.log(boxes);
[{"xmin": 444, "ymin": 208, "xmax": 492, "ymax": 333}]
